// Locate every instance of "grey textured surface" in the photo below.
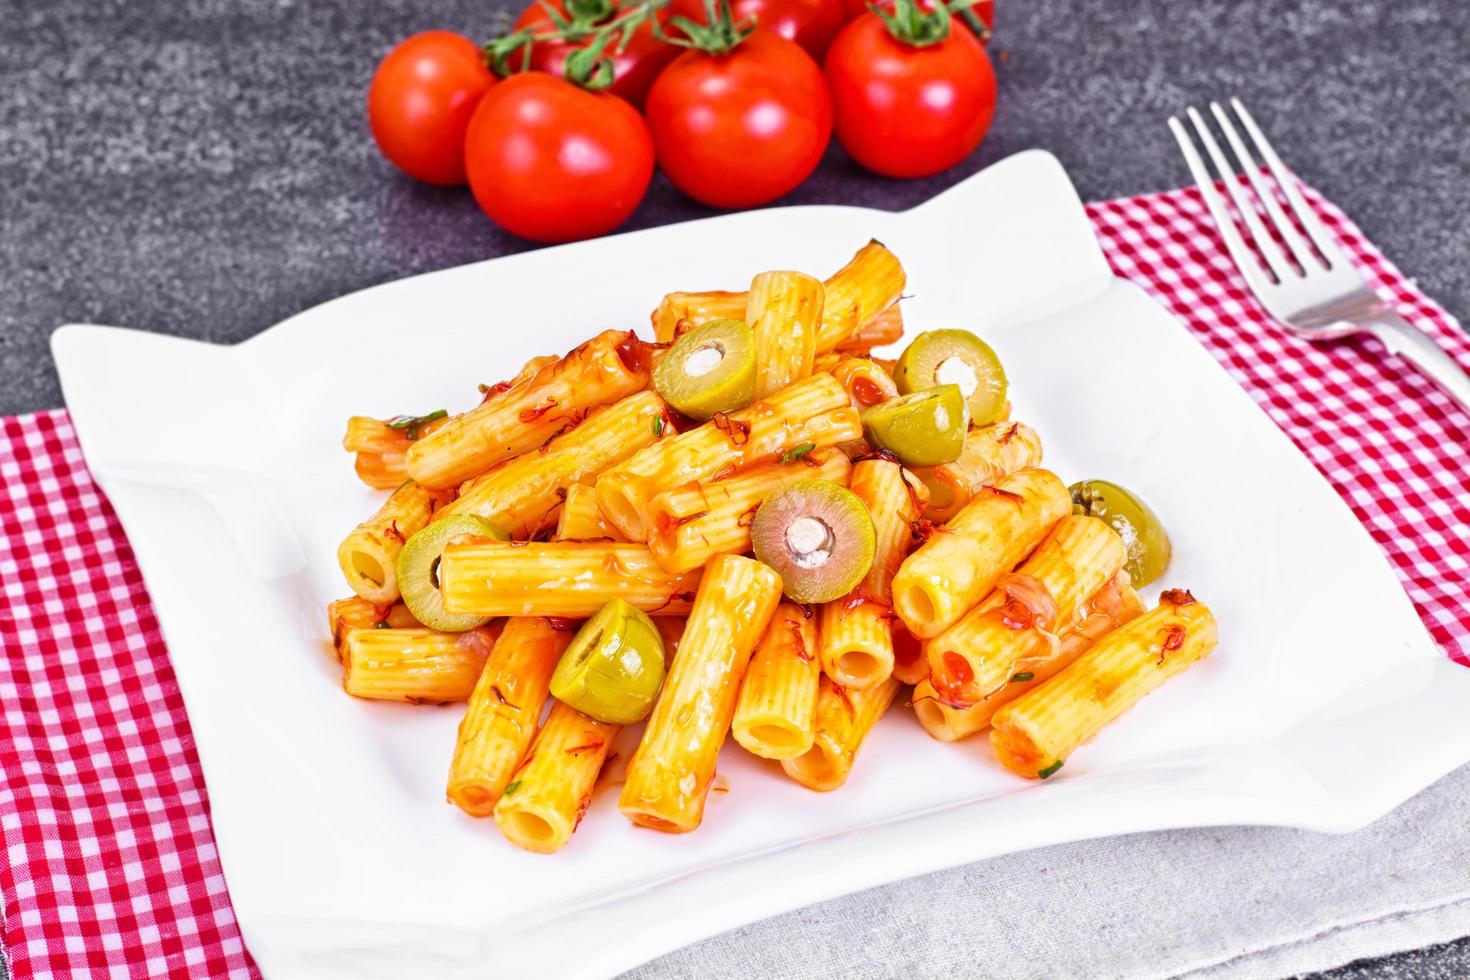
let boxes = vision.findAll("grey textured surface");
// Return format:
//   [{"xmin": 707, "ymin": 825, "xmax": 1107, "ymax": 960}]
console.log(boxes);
[
  {"xmin": 3, "ymin": 0, "xmax": 1468, "ymax": 977},
  {"xmin": 2, "ymin": 0, "xmax": 1468, "ymax": 414}
]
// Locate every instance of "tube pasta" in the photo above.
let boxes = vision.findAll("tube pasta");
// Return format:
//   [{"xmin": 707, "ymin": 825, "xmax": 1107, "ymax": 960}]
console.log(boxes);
[
  {"xmin": 328, "ymin": 596, "xmax": 419, "ymax": 658},
  {"xmin": 732, "ymin": 603, "xmax": 820, "ymax": 760},
  {"xmin": 556, "ymin": 483, "xmax": 626, "ymax": 542},
  {"xmin": 814, "ymin": 242, "xmax": 907, "ymax": 353},
  {"xmin": 891, "ymin": 467, "xmax": 1071, "ymax": 638},
  {"xmin": 835, "ymin": 303, "xmax": 903, "ymax": 353},
  {"xmin": 337, "ymin": 482, "xmax": 451, "ymax": 604},
  {"xmin": 990, "ymin": 590, "xmax": 1219, "ymax": 779},
  {"xmin": 747, "ymin": 271, "xmax": 823, "ymax": 398},
  {"xmin": 447, "ymin": 617, "xmax": 572, "ymax": 815},
  {"xmin": 912, "ymin": 421, "xmax": 1045, "ymax": 523},
  {"xmin": 439, "ymin": 541, "xmax": 702, "ymax": 618},
  {"xmin": 594, "ymin": 374, "xmax": 860, "ymax": 541},
  {"xmin": 407, "ymin": 329, "xmax": 651, "ymax": 489},
  {"xmin": 648, "ymin": 450, "xmax": 851, "ymax": 574},
  {"xmin": 781, "ymin": 676, "xmax": 899, "ymax": 791},
  {"xmin": 620, "ymin": 555, "xmax": 783, "ymax": 833},
  {"xmin": 926, "ymin": 515, "xmax": 1126, "ymax": 707},
  {"xmin": 436, "ymin": 391, "xmax": 667, "ymax": 538},
  {"xmin": 342, "ymin": 625, "xmax": 500, "ymax": 703},
  {"xmin": 650, "ymin": 290, "xmax": 746, "ymax": 343},
  {"xmin": 353, "ymin": 451, "xmax": 409, "ymax": 490},
  {"xmin": 816, "ymin": 460, "xmax": 923, "ymax": 689},
  {"xmin": 912, "ymin": 583, "xmax": 1144, "ymax": 741},
  {"xmin": 493, "ymin": 701, "xmax": 620, "ymax": 853},
  {"xmin": 343, "ymin": 414, "xmax": 451, "ymax": 455}
]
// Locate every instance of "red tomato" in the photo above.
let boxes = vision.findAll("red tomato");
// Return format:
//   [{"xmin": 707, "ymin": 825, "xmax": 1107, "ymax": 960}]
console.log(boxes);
[
  {"xmin": 463, "ymin": 73, "xmax": 654, "ymax": 243},
  {"xmin": 824, "ymin": 14, "xmax": 996, "ymax": 178},
  {"xmin": 367, "ymin": 32, "xmax": 496, "ymax": 186},
  {"xmin": 645, "ymin": 32, "xmax": 832, "ymax": 209},
  {"xmin": 670, "ymin": 0, "xmax": 847, "ymax": 61},
  {"xmin": 510, "ymin": 0, "xmax": 677, "ymax": 108},
  {"xmin": 841, "ymin": 0, "xmax": 994, "ymax": 27}
]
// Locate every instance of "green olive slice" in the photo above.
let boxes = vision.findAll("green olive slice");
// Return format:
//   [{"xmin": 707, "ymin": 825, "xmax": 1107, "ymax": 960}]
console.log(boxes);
[
  {"xmin": 550, "ymin": 599, "xmax": 667, "ymax": 724},
  {"xmin": 893, "ymin": 329, "xmax": 1008, "ymax": 425},
  {"xmin": 860, "ymin": 385, "xmax": 967, "ymax": 467},
  {"xmin": 750, "ymin": 480, "xmax": 876, "ymax": 604},
  {"xmin": 397, "ymin": 515, "xmax": 507, "ymax": 632},
  {"xmin": 1069, "ymin": 479, "xmax": 1172, "ymax": 587},
  {"xmin": 653, "ymin": 318, "xmax": 757, "ymax": 422}
]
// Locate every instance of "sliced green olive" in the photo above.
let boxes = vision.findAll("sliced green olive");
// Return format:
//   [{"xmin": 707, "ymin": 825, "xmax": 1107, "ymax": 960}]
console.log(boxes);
[
  {"xmin": 397, "ymin": 515, "xmax": 507, "ymax": 632},
  {"xmin": 1069, "ymin": 479, "xmax": 1172, "ymax": 587},
  {"xmin": 860, "ymin": 385, "xmax": 967, "ymax": 467},
  {"xmin": 750, "ymin": 480, "xmax": 876, "ymax": 604},
  {"xmin": 653, "ymin": 318, "xmax": 757, "ymax": 422},
  {"xmin": 894, "ymin": 329, "xmax": 1008, "ymax": 425},
  {"xmin": 550, "ymin": 599, "xmax": 666, "ymax": 724}
]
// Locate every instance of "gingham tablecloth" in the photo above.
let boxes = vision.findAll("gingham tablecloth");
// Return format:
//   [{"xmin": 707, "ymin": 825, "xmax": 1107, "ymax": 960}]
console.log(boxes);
[{"xmin": 2, "ymin": 180, "xmax": 1467, "ymax": 980}]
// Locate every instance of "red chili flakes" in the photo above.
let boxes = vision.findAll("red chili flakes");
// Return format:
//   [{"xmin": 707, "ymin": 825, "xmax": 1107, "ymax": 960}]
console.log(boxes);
[
  {"xmin": 900, "ymin": 470, "xmax": 927, "ymax": 516},
  {"xmin": 1157, "ymin": 625, "xmax": 1187, "ymax": 664},
  {"xmin": 789, "ymin": 620, "xmax": 813, "ymax": 662},
  {"xmin": 573, "ymin": 793, "xmax": 592, "ymax": 830},
  {"xmin": 855, "ymin": 447, "xmax": 901, "ymax": 465},
  {"xmin": 520, "ymin": 399, "xmax": 559, "ymax": 423},
  {"xmin": 980, "ymin": 484, "xmax": 1025, "ymax": 504},
  {"xmin": 384, "ymin": 520, "xmax": 404, "ymax": 543},
  {"xmin": 850, "ymin": 376, "xmax": 887, "ymax": 407},
  {"xmin": 910, "ymin": 518, "xmax": 942, "ymax": 544},
  {"xmin": 711, "ymin": 411, "xmax": 751, "ymax": 446},
  {"xmin": 798, "ymin": 603, "xmax": 815, "ymax": 620},
  {"xmin": 1160, "ymin": 588, "xmax": 1197, "ymax": 606},
  {"xmin": 546, "ymin": 617, "xmax": 580, "ymax": 632},
  {"xmin": 736, "ymin": 505, "xmax": 760, "ymax": 529},
  {"xmin": 490, "ymin": 684, "xmax": 513, "ymax": 707},
  {"xmin": 998, "ymin": 423, "xmax": 1020, "ymax": 445}
]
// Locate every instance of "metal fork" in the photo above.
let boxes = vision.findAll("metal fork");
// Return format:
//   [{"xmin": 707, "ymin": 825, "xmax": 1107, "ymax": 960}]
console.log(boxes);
[{"xmin": 1168, "ymin": 98, "xmax": 1470, "ymax": 412}]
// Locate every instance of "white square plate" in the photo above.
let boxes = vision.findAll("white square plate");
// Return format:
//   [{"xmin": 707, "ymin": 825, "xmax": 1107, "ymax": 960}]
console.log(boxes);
[{"xmin": 53, "ymin": 151, "xmax": 1470, "ymax": 980}]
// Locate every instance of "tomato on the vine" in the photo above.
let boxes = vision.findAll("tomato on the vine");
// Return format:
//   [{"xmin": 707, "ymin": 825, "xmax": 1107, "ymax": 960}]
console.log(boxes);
[
  {"xmin": 463, "ymin": 72, "xmax": 655, "ymax": 243},
  {"xmin": 839, "ymin": 0, "xmax": 994, "ymax": 31},
  {"xmin": 508, "ymin": 0, "xmax": 677, "ymax": 107},
  {"xmin": 824, "ymin": 1, "xmax": 996, "ymax": 178},
  {"xmin": 646, "ymin": 27, "xmax": 831, "ymax": 209},
  {"xmin": 670, "ymin": 0, "xmax": 847, "ymax": 61},
  {"xmin": 367, "ymin": 32, "xmax": 496, "ymax": 186}
]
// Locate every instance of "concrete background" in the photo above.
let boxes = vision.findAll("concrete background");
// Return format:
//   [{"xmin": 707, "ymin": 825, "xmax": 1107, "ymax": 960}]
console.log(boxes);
[{"xmin": 2, "ymin": 0, "xmax": 1466, "ymax": 975}]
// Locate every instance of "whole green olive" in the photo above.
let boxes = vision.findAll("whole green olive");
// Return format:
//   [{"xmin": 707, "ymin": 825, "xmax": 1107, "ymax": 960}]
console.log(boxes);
[{"xmin": 1068, "ymin": 479, "xmax": 1171, "ymax": 588}]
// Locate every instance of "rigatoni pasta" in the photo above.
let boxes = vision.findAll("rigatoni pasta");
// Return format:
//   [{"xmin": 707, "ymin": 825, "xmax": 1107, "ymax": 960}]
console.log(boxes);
[
  {"xmin": 647, "ymin": 450, "xmax": 851, "ymax": 574},
  {"xmin": 925, "ymin": 514, "xmax": 1125, "ymax": 707},
  {"xmin": 342, "ymin": 625, "xmax": 500, "ymax": 703},
  {"xmin": 912, "ymin": 584, "xmax": 1144, "ymax": 742},
  {"xmin": 990, "ymin": 590, "xmax": 1218, "ymax": 779},
  {"xmin": 337, "ymin": 482, "xmax": 450, "ymax": 604},
  {"xmin": 912, "ymin": 421, "xmax": 1044, "ymax": 522},
  {"xmin": 436, "ymin": 390, "xmax": 667, "ymax": 538},
  {"xmin": 492, "ymin": 701, "xmax": 620, "ymax": 853},
  {"xmin": 439, "ymin": 541, "xmax": 702, "ymax": 618},
  {"xmin": 814, "ymin": 241, "xmax": 907, "ymax": 353},
  {"xmin": 891, "ymin": 467, "xmax": 1071, "ymax": 638},
  {"xmin": 620, "ymin": 555, "xmax": 782, "ymax": 832},
  {"xmin": 447, "ymin": 617, "xmax": 572, "ymax": 815},
  {"xmin": 594, "ymin": 373, "xmax": 860, "ymax": 540},
  {"xmin": 732, "ymin": 603, "xmax": 820, "ymax": 759},
  {"xmin": 817, "ymin": 459, "xmax": 924, "ymax": 689},
  {"xmin": 408, "ymin": 329, "xmax": 651, "ymax": 489},
  {"xmin": 782, "ymin": 676, "xmax": 900, "ymax": 791},
  {"xmin": 747, "ymin": 271, "xmax": 822, "ymax": 398}
]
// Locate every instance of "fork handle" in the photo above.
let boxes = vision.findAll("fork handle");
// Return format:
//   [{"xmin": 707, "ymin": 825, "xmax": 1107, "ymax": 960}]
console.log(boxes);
[{"xmin": 1364, "ymin": 311, "xmax": 1470, "ymax": 416}]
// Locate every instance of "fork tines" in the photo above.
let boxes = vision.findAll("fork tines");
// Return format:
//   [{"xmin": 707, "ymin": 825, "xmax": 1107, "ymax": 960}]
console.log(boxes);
[{"xmin": 1168, "ymin": 98, "xmax": 1347, "ymax": 289}]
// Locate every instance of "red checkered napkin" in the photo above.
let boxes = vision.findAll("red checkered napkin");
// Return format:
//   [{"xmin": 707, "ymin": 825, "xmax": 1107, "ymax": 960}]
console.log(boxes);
[{"xmin": 2, "ymin": 180, "xmax": 1467, "ymax": 979}]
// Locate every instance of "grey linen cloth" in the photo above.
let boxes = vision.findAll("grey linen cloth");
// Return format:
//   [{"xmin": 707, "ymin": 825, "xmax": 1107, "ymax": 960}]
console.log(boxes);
[{"xmin": 624, "ymin": 763, "xmax": 1470, "ymax": 979}]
